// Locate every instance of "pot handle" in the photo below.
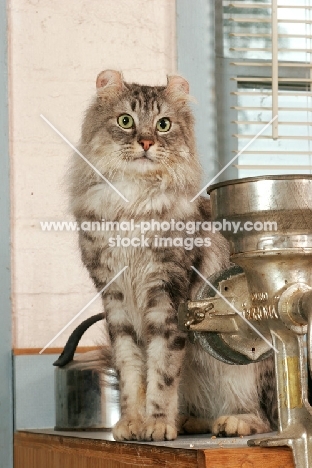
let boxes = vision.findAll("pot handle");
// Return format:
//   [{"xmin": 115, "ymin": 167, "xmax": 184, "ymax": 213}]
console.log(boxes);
[{"xmin": 53, "ymin": 313, "xmax": 105, "ymax": 367}]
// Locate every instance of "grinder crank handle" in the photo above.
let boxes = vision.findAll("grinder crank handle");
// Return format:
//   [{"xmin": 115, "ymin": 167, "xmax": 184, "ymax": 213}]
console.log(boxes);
[
  {"xmin": 299, "ymin": 289, "xmax": 312, "ymax": 379},
  {"xmin": 279, "ymin": 285, "xmax": 312, "ymax": 381}
]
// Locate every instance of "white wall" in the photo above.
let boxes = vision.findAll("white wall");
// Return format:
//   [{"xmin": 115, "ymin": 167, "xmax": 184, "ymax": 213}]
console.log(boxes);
[{"xmin": 9, "ymin": 0, "xmax": 176, "ymax": 349}]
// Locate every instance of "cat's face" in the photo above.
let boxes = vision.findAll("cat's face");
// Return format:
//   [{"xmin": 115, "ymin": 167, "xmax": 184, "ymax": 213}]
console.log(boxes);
[{"xmin": 81, "ymin": 70, "xmax": 201, "ymax": 189}]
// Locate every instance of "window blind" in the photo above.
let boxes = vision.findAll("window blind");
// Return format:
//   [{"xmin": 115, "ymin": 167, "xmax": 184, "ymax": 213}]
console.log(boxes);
[{"xmin": 223, "ymin": 0, "xmax": 312, "ymax": 176}]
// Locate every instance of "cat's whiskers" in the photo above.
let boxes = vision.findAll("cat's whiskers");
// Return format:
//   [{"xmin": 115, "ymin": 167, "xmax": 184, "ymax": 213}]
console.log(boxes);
[
  {"xmin": 156, "ymin": 151, "xmax": 188, "ymax": 193},
  {"xmin": 99, "ymin": 157, "xmax": 122, "ymax": 180},
  {"xmin": 176, "ymin": 149, "xmax": 191, "ymax": 160},
  {"xmin": 160, "ymin": 162, "xmax": 181, "ymax": 194},
  {"xmin": 100, "ymin": 148, "xmax": 132, "ymax": 180},
  {"xmin": 95, "ymin": 145, "xmax": 193, "ymax": 196}
]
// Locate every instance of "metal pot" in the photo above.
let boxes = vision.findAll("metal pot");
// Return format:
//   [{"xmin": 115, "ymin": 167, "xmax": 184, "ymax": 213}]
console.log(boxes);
[{"xmin": 54, "ymin": 314, "xmax": 120, "ymax": 431}]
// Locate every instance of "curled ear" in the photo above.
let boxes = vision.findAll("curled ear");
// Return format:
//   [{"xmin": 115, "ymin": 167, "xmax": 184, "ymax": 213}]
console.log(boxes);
[
  {"xmin": 96, "ymin": 70, "xmax": 124, "ymax": 93},
  {"xmin": 166, "ymin": 75, "xmax": 189, "ymax": 94}
]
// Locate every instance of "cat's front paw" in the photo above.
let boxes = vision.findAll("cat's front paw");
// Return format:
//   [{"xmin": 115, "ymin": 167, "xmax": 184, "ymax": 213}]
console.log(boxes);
[
  {"xmin": 212, "ymin": 414, "xmax": 270, "ymax": 437},
  {"xmin": 141, "ymin": 417, "xmax": 177, "ymax": 441},
  {"xmin": 112, "ymin": 417, "xmax": 144, "ymax": 441}
]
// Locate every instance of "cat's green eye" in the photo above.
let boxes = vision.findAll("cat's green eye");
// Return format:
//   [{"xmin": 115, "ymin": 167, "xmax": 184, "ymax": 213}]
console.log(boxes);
[
  {"xmin": 118, "ymin": 114, "xmax": 134, "ymax": 129},
  {"xmin": 156, "ymin": 117, "xmax": 171, "ymax": 132}
]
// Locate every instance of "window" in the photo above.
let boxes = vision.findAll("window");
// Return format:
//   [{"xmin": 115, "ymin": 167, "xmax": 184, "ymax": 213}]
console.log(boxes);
[{"xmin": 217, "ymin": 0, "xmax": 312, "ymax": 179}]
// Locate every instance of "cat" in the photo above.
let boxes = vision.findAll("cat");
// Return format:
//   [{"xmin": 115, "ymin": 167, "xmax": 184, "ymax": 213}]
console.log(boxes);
[{"xmin": 69, "ymin": 69, "xmax": 276, "ymax": 442}]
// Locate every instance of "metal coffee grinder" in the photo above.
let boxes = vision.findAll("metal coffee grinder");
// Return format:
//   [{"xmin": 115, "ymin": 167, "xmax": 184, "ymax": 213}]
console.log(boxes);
[{"xmin": 178, "ymin": 175, "xmax": 312, "ymax": 468}]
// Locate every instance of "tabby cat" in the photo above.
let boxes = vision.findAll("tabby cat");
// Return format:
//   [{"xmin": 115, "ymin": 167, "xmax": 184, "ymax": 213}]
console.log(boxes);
[{"xmin": 69, "ymin": 70, "xmax": 276, "ymax": 441}]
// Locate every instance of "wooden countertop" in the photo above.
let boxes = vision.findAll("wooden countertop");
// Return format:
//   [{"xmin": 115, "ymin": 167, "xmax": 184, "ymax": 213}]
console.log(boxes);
[{"xmin": 14, "ymin": 430, "xmax": 295, "ymax": 468}]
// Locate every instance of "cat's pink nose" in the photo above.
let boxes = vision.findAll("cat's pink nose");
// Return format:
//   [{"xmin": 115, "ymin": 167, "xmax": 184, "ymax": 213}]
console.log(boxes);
[{"xmin": 139, "ymin": 139, "xmax": 154, "ymax": 151}]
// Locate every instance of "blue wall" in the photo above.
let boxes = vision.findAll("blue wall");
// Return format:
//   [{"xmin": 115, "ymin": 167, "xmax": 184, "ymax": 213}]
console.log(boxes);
[
  {"xmin": 0, "ymin": 2, "xmax": 13, "ymax": 467},
  {"xmin": 176, "ymin": 0, "xmax": 219, "ymax": 189}
]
